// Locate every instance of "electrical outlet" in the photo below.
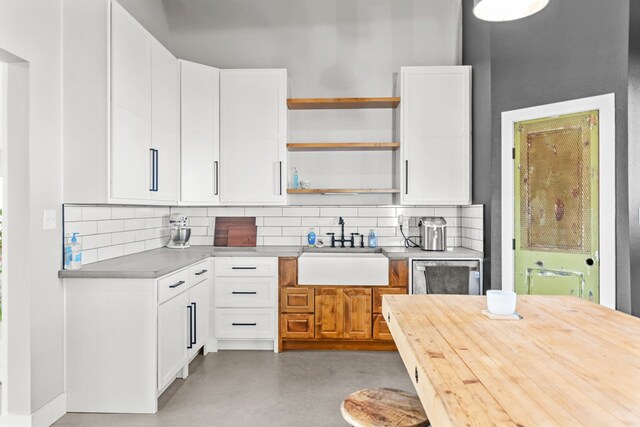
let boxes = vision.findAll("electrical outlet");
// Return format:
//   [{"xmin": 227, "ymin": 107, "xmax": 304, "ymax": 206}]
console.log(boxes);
[
  {"xmin": 43, "ymin": 210, "xmax": 57, "ymax": 230},
  {"xmin": 398, "ymin": 215, "xmax": 409, "ymax": 229}
]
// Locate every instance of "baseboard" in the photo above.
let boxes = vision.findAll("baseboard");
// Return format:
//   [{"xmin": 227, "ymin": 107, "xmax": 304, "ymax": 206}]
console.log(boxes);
[
  {"xmin": 281, "ymin": 340, "xmax": 397, "ymax": 351},
  {"xmin": 2, "ymin": 392, "xmax": 66, "ymax": 427}
]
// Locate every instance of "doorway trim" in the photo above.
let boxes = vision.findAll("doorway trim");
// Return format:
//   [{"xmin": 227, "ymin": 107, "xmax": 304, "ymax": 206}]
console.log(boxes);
[{"xmin": 501, "ymin": 94, "xmax": 616, "ymax": 309}]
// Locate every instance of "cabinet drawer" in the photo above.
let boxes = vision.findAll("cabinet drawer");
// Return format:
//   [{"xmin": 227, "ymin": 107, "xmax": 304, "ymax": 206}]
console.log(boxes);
[
  {"xmin": 281, "ymin": 314, "xmax": 314, "ymax": 339},
  {"xmin": 373, "ymin": 314, "xmax": 393, "ymax": 341},
  {"xmin": 280, "ymin": 287, "xmax": 314, "ymax": 313},
  {"xmin": 158, "ymin": 270, "xmax": 190, "ymax": 304},
  {"xmin": 215, "ymin": 257, "xmax": 277, "ymax": 277},
  {"xmin": 373, "ymin": 287, "xmax": 407, "ymax": 314},
  {"xmin": 215, "ymin": 277, "xmax": 276, "ymax": 308},
  {"xmin": 189, "ymin": 260, "xmax": 210, "ymax": 286},
  {"xmin": 215, "ymin": 308, "xmax": 275, "ymax": 339}
]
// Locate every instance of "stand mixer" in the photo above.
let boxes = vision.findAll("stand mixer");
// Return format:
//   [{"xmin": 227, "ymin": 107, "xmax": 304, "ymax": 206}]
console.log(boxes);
[{"xmin": 167, "ymin": 213, "xmax": 191, "ymax": 249}]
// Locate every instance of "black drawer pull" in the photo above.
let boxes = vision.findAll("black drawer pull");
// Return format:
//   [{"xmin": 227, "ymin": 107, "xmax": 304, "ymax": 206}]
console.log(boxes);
[
  {"xmin": 169, "ymin": 280, "xmax": 185, "ymax": 289},
  {"xmin": 195, "ymin": 269, "xmax": 208, "ymax": 276},
  {"xmin": 191, "ymin": 302, "xmax": 197, "ymax": 345},
  {"xmin": 232, "ymin": 266, "xmax": 257, "ymax": 270},
  {"xmin": 187, "ymin": 305, "xmax": 193, "ymax": 349},
  {"xmin": 232, "ymin": 322, "xmax": 257, "ymax": 326},
  {"xmin": 232, "ymin": 291, "xmax": 257, "ymax": 295}
]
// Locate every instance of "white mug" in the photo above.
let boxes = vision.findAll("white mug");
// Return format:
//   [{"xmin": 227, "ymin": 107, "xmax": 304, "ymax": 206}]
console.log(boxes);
[{"xmin": 486, "ymin": 290, "xmax": 517, "ymax": 316}]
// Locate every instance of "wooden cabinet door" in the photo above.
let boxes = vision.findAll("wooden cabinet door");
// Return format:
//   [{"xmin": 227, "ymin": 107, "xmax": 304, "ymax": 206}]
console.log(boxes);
[
  {"xmin": 281, "ymin": 314, "xmax": 314, "ymax": 339},
  {"xmin": 343, "ymin": 288, "xmax": 372, "ymax": 340},
  {"xmin": 158, "ymin": 292, "xmax": 189, "ymax": 391},
  {"xmin": 219, "ymin": 69, "xmax": 287, "ymax": 205},
  {"xmin": 110, "ymin": 2, "xmax": 151, "ymax": 201},
  {"xmin": 280, "ymin": 287, "xmax": 313, "ymax": 313},
  {"xmin": 278, "ymin": 257, "xmax": 297, "ymax": 287},
  {"xmin": 180, "ymin": 60, "xmax": 220, "ymax": 203},
  {"xmin": 400, "ymin": 66, "xmax": 471, "ymax": 205},
  {"xmin": 314, "ymin": 289, "xmax": 343, "ymax": 339},
  {"xmin": 373, "ymin": 314, "xmax": 393, "ymax": 341},
  {"xmin": 373, "ymin": 287, "xmax": 407, "ymax": 314},
  {"xmin": 389, "ymin": 259, "xmax": 409, "ymax": 288}
]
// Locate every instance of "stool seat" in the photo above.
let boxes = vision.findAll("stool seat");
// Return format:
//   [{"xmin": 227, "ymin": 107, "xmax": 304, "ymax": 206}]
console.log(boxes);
[{"xmin": 341, "ymin": 388, "xmax": 430, "ymax": 427}]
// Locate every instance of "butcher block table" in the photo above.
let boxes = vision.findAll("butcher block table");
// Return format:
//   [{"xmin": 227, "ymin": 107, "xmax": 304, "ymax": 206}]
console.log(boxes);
[{"xmin": 382, "ymin": 294, "xmax": 640, "ymax": 427}]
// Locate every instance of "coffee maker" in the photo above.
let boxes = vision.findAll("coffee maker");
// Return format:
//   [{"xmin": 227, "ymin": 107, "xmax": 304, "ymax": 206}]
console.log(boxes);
[{"xmin": 166, "ymin": 213, "xmax": 191, "ymax": 249}]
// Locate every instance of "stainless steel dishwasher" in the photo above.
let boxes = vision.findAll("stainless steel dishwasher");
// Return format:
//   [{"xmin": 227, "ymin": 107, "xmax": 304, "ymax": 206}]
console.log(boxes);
[{"xmin": 411, "ymin": 259, "xmax": 482, "ymax": 295}]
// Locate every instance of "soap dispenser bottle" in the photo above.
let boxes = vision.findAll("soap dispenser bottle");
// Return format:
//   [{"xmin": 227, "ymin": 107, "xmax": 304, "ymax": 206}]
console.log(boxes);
[
  {"xmin": 69, "ymin": 232, "xmax": 82, "ymax": 270},
  {"xmin": 292, "ymin": 167, "xmax": 299, "ymax": 190},
  {"xmin": 368, "ymin": 229, "xmax": 378, "ymax": 248}
]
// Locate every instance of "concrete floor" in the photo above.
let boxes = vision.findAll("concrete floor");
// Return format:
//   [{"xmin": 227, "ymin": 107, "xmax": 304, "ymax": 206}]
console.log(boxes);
[{"xmin": 55, "ymin": 351, "xmax": 414, "ymax": 427}]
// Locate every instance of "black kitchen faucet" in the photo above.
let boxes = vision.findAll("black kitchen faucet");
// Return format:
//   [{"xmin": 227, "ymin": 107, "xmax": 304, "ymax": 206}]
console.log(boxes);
[{"xmin": 326, "ymin": 217, "xmax": 359, "ymax": 248}]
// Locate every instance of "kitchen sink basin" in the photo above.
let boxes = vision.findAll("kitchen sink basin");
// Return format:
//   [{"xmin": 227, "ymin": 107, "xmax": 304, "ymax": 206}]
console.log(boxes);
[{"xmin": 297, "ymin": 252, "xmax": 389, "ymax": 286}]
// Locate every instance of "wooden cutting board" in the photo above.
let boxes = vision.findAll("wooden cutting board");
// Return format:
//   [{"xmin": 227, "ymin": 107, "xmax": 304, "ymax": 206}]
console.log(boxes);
[
  {"xmin": 214, "ymin": 217, "xmax": 256, "ymax": 246},
  {"xmin": 228, "ymin": 226, "xmax": 257, "ymax": 247}
]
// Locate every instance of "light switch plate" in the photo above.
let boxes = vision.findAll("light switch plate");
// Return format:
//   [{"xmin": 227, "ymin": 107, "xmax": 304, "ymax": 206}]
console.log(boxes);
[{"xmin": 43, "ymin": 210, "xmax": 56, "ymax": 230}]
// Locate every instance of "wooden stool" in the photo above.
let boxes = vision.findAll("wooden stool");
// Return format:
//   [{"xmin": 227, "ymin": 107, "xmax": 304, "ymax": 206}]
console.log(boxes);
[{"xmin": 341, "ymin": 388, "xmax": 430, "ymax": 427}]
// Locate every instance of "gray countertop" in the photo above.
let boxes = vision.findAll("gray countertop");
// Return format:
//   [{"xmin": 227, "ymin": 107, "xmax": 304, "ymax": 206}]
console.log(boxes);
[{"xmin": 59, "ymin": 245, "xmax": 483, "ymax": 279}]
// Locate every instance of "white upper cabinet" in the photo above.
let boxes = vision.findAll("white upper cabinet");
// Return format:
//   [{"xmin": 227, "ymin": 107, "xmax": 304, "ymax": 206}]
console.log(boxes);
[
  {"xmin": 110, "ymin": 1, "xmax": 152, "ymax": 201},
  {"xmin": 219, "ymin": 69, "xmax": 287, "ymax": 205},
  {"xmin": 151, "ymin": 41, "xmax": 180, "ymax": 202},
  {"xmin": 400, "ymin": 66, "xmax": 472, "ymax": 205},
  {"xmin": 180, "ymin": 60, "xmax": 220, "ymax": 204}
]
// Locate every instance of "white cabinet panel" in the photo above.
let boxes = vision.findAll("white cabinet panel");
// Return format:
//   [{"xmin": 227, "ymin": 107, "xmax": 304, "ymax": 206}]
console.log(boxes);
[
  {"xmin": 180, "ymin": 60, "xmax": 220, "ymax": 203},
  {"xmin": 151, "ymin": 123, "xmax": 179, "ymax": 202},
  {"xmin": 219, "ymin": 69, "xmax": 287, "ymax": 205},
  {"xmin": 187, "ymin": 280, "xmax": 209, "ymax": 358},
  {"xmin": 151, "ymin": 41, "xmax": 179, "ymax": 132},
  {"xmin": 214, "ymin": 277, "xmax": 276, "ymax": 308},
  {"xmin": 215, "ymin": 308, "xmax": 275, "ymax": 339},
  {"xmin": 401, "ymin": 66, "xmax": 471, "ymax": 205},
  {"xmin": 158, "ymin": 292, "xmax": 189, "ymax": 392},
  {"xmin": 111, "ymin": 106, "xmax": 152, "ymax": 200}
]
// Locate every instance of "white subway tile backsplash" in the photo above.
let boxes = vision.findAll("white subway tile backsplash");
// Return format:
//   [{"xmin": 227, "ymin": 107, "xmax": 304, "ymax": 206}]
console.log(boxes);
[
  {"xmin": 208, "ymin": 207, "xmax": 245, "ymax": 217},
  {"xmin": 123, "ymin": 218, "xmax": 145, "ymax": 231},
  {"xmin": 263, "ymin": 236, "xmax": 301, "ymax": 246},
  {"xmin": 282, "ymin": 207, "xmax": 320, "ymax": 217},
  {"xmin": 97, "ymin": 219, "xmax": 124, "ymax": 234},
  {"xmin": 264, "ymin": 217, "xmax": 302, "ymax": 227},
  {"xmin": 358, "ymin": 207, "xmax": 397, "ymax": 217},
  {"xmin": 65, "ymin": 221, "xmax": 97, "ymax": 236},
  {"xmin": 66, "ymin": 203, "xmax": 484, "ymax": 265},
  {"xmin": 245, "ymin": 207, "xmax": 283, "ymax": 217},
  {"xmin": 82, "ymin": 206, "xmax": 111, "ymax": 221},
  {"xmin": 65, "ymin": 206, "xmax": 82, "ymax": 222}
]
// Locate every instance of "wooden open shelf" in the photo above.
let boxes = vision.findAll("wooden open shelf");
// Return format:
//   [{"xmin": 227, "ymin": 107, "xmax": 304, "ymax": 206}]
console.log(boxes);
[
  {"xmin": 287, "ymin": 188, "xmax": 400, "ymax": 195},
  {"xmin": 287, "ymin": 97, "xmax": 400, "ymax": 110},
  {"xmin": 287, "ymin": 142, "xmax": 400, "ymax": 151}
]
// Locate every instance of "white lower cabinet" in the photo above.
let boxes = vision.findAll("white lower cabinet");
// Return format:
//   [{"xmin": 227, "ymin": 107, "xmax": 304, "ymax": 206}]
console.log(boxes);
[
  {"xmin": 213, "ymin": 257, "xmax": 278, "ymax": 352},
  {"xmin": 65, "ymin": 259, "xmax": 212, "ymax": 414}
]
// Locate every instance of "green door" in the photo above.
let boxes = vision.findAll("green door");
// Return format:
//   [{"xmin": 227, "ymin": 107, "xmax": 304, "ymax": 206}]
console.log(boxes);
[{"xmin": 514, "ymin": 111, "xmax": 599, "ymax": 302}]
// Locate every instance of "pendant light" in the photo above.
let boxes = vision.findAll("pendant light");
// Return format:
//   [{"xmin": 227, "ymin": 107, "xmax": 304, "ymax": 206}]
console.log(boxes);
[{"xmin": 473, "ymin": 0, "xmax": 549, "ymax": 22}]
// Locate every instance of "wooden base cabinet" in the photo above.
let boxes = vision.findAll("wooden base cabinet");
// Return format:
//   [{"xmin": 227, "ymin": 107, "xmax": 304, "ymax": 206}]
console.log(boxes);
[{"xmin": 278, "ymin": 257, "xmax": 408, "ymax": 351}]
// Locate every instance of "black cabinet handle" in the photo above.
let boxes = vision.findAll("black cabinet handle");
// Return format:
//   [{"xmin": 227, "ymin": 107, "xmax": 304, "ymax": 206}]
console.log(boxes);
[
  {"xmin": 232, "ymin": 266, "xmax": 257, "ymax": 270},
  {"xmin": 415, "ymin": 366, "xmax": 419, "ymax": 383},
  {"xmin": 214, "ymin": 161, "xmax": 219, "ymax": 196},
  {"xmin": 195, "ymin": 269, "xmax": 208, "ymax": 276},
  {"xmin": 187, "ymin": 305, "xmax": 193, "ymax": 349},
  {"xmin": 405, "ymin": 160, "xmax": 409, "ymax": 195},
  {"xmin": 154, "ymin": 149, "xmax": 159, "ymax": 192},
  {"xmin": 191, "ymin": 302, "xmax": 197, "ymax": 345},
  {"xmin": 232, "ymin": 291, "xmax": 257, "ymax": 295},
  {"xmin": 149, "ymin": 149, "xmax": 155, "ymax": 191},
  {"xmin": 169, "ymin": 280, "xmax": 185, "ymax": 289},
  {"xmin": 232, "ymin": 323, "xmax": 257, "ymax": 326},
  {"xmin": 278, "ymin": 161, "xmax": 283, "ymax": 195}
]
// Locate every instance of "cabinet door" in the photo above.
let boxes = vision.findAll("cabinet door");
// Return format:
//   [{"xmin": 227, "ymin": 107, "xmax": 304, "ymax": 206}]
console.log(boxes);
[
  {"xmin": 343, "ymin": 288, "xmax": 372, "ymax": 340},
  {"xmin": 219, "ymin": 69, "xmax": 287, "ymax": 205},
  {"xmin": 110, "ymin": 2, "xmax": 152, "ymax": 200},
  {"xmin": 158, "ymin": 292, "xmax": 189, "ymax": 391},
  {"xmin": 373, "ymin": 287, "xmax": 407, "ymax": 314},
  {"xmin": 151, "ymin": 40, "xmax": 179, "ymax": 202},
  {"xmin": 188, "ymin": 280, "xmax": 209, "ymax": 357},
  {"xmin": 280, "ymin": 287, "xmax": 314, "ymax": 313},
  {"xmin": 281, "ymin": 314, "xmax": 314, "ymax": 339},
  {"xmin": 373, "ymin": 314, "xmax": 393, "ymax": 341},
  {"xmin": 314, "ymin": 288, "xmax": 343, "ymax": 339},
  {"xmin": 180, "ymin": 61, "xmax": 220, "ymax": 203},
  {"xmin": 401, "ymin": 66, "xmax": 471, "ymax": 205},
  {"xmin": 278, "ymin": 257, "xmax": 298, "ymax": 287},
  {"xmin": 389, "ymin": 259, "xmax": 409, "ymax": 288}
]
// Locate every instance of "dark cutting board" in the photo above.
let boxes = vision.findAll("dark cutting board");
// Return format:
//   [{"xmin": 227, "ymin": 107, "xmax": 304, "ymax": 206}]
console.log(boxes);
[
  {"xmin": 214, "ymin": 217, "xmax": 256, "ymax": 247},
  {"xmin": 228, "ymin": 226, "xmax": 258, "ymax": 247}
]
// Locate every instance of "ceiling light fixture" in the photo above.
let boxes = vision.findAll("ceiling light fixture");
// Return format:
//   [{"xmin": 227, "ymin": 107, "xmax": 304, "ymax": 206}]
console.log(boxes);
[{"xmin": 473, "ymin": 0, "xmax": 549, "ymax": 22}]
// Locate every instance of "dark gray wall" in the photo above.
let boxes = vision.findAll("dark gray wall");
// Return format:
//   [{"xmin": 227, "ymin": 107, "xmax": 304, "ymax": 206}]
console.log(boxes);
[
  {"xmin": 628, "ymin": 1, "xmax": 640, "ymax": 316},
  {"xmin": 463, "ymin": 0, "xmax": 632, "ymax": 312}
]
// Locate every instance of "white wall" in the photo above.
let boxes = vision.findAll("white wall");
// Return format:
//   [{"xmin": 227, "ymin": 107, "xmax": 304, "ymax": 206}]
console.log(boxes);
[{"xmin": 0, "ymin": 0, "xmax": 65, "ymax": 422}]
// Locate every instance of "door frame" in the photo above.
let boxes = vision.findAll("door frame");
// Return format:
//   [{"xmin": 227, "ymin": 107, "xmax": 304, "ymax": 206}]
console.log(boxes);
[{"xmin": 501, "ymin": 94, "xmax": 616, "ymax": 309}]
